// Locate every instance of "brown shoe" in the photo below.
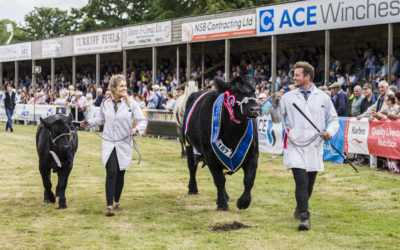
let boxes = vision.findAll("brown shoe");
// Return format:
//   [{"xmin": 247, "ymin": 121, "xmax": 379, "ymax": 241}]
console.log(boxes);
[
  {"xmin": 113, "ymin": 202, "xmax": 121, "ymax": 212},
  {"xmin": 298, "ymin": 212, "xmax": 311, "ymax": 231},
  {"xmin": 106, "ymin": 206, "xmax": 115, "ymax": 217}
]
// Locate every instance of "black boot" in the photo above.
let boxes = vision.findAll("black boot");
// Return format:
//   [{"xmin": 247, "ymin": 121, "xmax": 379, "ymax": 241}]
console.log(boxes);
[
  {"xmin": 298, "ymin": 212, "xmax": 311, "ymax": 231},
  {"xmin": 10, "ymin": 128, "xmax": 13, "ymax": 132}
]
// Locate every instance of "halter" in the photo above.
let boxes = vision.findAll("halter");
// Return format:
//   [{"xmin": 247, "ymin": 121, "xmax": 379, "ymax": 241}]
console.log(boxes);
[
  {"xmin": 49, "ymin": 130, "xmax": 76, "ymax": 146},
  {"xmin": 223, "ymin": 90, "xmax": 259, "ymax": 124}
]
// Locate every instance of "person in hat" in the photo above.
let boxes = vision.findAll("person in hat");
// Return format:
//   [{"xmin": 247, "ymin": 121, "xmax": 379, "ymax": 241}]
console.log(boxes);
[
  {"xmin": 147, "ymin": 84, "xmax": 164, "ymax": 109},
  {"xmin": 358, "ymin": 83, "xmax": 376, "ymax": 115},
  {"xmin": 357, "ymin": 80, "xmax": 388, "ymax": 120},
  {"xmin": 329, "ymin": 82, "xmax": 348, "ymax": 116}
]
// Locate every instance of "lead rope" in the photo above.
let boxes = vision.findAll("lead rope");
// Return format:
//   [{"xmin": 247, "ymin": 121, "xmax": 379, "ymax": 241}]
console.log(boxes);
[
  {"xmin": 266, "ymin": 101, "xmax": 325, "ymax": 147},
  {"xmin": 88, "ymin": 126, "xmax": 142, "ymax": 165}
]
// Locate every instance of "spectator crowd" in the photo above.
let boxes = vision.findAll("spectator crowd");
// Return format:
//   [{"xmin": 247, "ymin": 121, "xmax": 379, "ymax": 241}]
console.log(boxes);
[{"xmin": 1, "ymin": 44, "xmax": 400, "ymax": 174}]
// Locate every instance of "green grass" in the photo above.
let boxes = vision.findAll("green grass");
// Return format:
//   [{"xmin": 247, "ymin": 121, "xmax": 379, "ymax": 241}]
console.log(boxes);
[{"xmin": 1, "ymin": 124, "xmax": 400, "ymax": 249}]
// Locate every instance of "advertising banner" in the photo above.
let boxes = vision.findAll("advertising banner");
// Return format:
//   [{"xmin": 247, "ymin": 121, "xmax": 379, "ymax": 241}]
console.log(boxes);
[
  {"xmin": 343, "ymin": 117, "xmax": 370, "ymax": 154},
  {"xmin": 0, "ymin": 42, "xmax": 31, "ymax": 62},
  {"xmin": 323, "ymin": 117, "xmax": 347, "ymax": 164},
  {"xmin": 182, "ymin": 14, "xmax": 256, "ymax": 41},
  {"xmin": 258, "ymin": 115, "xmax": 284, "ymax": 154},
  {"xmin": 257, "ymin": 0, "xmax": 400, "ymax": 36},
  {"xmin": 122, "ymin": 21, "xmax": 171, "ymax": 47},
  {"xmin": 367, "ymin": 119, "xmax": 400, "ymax": 158},
  {"xmin": 74, "ymin": 29, "xmax": 121, "ymax": 55},
  {"xmin": 42, "ymin": 39, "xmax": 62, "ymax": 58}
]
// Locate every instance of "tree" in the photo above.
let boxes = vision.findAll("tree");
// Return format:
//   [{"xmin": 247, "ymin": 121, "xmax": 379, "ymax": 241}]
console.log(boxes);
[
  {"xmin": 79, "ymin": 0, "xmax": 150, "ymax": 31},
  {"xmin": 0, "ymin": 20, "xmax": 29, "ymax": 45},
  {"xmin": 23, "ymin": 7, "xmax": 73, "ymax": 40}
]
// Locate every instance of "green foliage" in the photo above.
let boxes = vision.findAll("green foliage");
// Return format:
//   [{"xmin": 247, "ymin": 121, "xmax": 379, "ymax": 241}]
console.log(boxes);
[
  {"xmin": 0, "ymin": 20, "xmax": 29, "ymax": 45},
  {"xmin": 2, "ymin": 0, "xmax": 291, "ymax": 42},
  {"xmin": 23, "ymin": 7, "xmax": 72, "ymax": 40}
]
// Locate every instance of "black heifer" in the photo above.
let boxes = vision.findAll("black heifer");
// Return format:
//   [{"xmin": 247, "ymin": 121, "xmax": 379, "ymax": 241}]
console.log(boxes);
[
  {"xmin": 184, "ymin": 76, "xmax": 260, "ymax": 211},
  {"xmin": 36, "ymin": 114, "xmax": 78, "ymax": 209}
]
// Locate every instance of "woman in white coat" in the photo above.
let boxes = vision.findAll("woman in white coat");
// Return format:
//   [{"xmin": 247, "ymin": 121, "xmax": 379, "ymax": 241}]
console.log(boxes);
[
  {"xmin": 271, "ymin": 61, "xmax": 339, "ymax": 231},
  {"xmin": 81, "ymin": 74, "xmax": 148, "ymax": 216}
]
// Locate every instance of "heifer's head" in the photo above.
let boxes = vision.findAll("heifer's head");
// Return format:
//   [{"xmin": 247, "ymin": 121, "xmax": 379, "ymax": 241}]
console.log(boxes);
[
  {"xmin": 215, "ymin": 76, "xmax": 260, "ymax": 122},
  {"xmin": 40, "ymin": 113, "xmax": 75, "ymax": 152}
]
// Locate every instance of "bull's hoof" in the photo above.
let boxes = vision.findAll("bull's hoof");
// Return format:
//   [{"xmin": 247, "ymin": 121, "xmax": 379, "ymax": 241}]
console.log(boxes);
[
  {"xmin": 44, "ymin": 191, "xmax": 56, "ymax": 203},
  {"xmin": 57, "ymin": 205, "xmax": 67, "ymax": 209},
  {"xmin": 188, "ymin": 190, "xmax": 198, "ymax": 195},
  {"xmin": 237, "ymin": 196, "xmax": 251, "ymax": 210},
  {"xmin": 181, "ymin": 153, "xmax": 187, "ymax": 158},
  {"xmin": 217, "ymin": 205, "xmax": 230, "ymax": 211}
]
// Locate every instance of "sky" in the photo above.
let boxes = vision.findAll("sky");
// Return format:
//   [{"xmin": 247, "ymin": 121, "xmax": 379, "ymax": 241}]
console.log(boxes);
[{"xmin": 0, "ymin": 0, "xmax": 88, "ymax": 24}]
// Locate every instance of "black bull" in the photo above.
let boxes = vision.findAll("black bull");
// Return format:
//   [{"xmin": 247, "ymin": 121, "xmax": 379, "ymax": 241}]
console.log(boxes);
[
  {"xmin": 36, "ymin": 114, "xmax": 78, "ymax": 209},
  {"xmin": 184, "ymin": 76, "xmax": 260, "ymax": 211}
]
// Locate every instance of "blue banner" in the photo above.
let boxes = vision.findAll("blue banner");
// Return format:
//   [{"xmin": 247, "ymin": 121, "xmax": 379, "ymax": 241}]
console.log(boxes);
[{"xmin": 323, "ymin": 117, "xmax": 347, "ymax": 164}]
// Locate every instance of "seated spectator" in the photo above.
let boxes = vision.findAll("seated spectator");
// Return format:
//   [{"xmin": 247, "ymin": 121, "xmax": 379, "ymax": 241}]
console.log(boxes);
[
  {"xmin": 387, "ymin": 91, "xmax": 400, "ymax": 120},
  {"xmin": 259, "ymin": 93, "xmax": 271, "ymax": 115},
  {"xmin": 329, "ymin": 82, "xmax": 348, "ymax": 116}
]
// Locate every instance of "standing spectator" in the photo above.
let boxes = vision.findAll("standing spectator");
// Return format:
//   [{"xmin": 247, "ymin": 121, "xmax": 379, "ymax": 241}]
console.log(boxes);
[
  {"xmin": 71, "ymin": 91, "xmax": 88, "ymax": 122},
  {"xmin": 94, "ymin": 88, "xmax": 104, "ymax": 107},
  {"xmin": 357, "ymin": 80, "xmax": 389, "ymax": 120},
  {"xmin": 350, "ymin": 85, "xmax": 365, "ymax": 117},
  {"xmin": 147, "ymin": 84, "xmax": 163, "ymax": 109},
  {"xmin": 1, "ymin": 85, "xmax": 17, "ymax": 132},
  {"xmin": 329, "ymin": 82, "xmax": 348, "ymax": 116},
  {"xmin": 358, "ymin": 83, "xmax": 376, "ymax": 115}
]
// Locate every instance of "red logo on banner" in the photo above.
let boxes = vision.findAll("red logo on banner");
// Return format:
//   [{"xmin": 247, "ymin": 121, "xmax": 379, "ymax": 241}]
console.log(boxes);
[{"xmin": 368, "ymin": 119, "xmax": 400, "ymax": 158}]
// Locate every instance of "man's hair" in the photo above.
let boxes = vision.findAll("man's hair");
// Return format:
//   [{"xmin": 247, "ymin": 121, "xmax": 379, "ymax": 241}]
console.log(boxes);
[{"xmin": 293, "ymin": 61, "xmax": 314, "ymax": 81}]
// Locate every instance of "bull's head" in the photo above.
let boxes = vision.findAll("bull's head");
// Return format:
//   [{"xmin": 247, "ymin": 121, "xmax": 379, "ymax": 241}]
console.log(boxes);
[
  {"xmin": 215, "ymin": 76, "xmax": 261, "ymax": 121},
  {"xmin": 40, "ymin": 113, "xmax": 75, "ymax": 152}
]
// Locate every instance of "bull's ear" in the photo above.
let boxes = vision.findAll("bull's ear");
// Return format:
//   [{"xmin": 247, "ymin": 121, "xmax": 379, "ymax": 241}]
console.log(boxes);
[
  {"xmin": 67, "ymin": 113, "xmax": 73, "ymax": 124},
  {"xmin": 214, "ymin": 77, "xmax": 230, "ymax": 93},
  {"xmin": 40, "ymin": 117, "xmax": 51, "ymax": 129}
]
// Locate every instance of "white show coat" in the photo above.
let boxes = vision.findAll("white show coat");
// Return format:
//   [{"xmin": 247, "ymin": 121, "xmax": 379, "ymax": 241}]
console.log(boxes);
[
  {"xmin": 88, "ymin": 98, "xmax": 148, "ymax": 170},
  {"xmin": 271, "ymin": 85, "xmax": 339, "ymax": 172}
]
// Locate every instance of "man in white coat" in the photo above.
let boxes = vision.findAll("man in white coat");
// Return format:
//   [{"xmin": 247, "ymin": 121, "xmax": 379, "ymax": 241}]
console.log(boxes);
[
  {"xmin": 81, "ymin": 74, "xmax": 148, "ymax": 216},
  {"xmin": 271, "ymin": 61, "xmax": 339, "ymax": 231}
]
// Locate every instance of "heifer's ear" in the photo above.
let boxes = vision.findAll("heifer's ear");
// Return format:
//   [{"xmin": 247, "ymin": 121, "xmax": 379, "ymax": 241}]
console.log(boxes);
[
  {"xmin": 40, "ymin": 117, "xmax": 51, "ymax": 129},
  {"xmin": 67, "ymin": 113, "xmax": 73, "ymax": 124},
  {"xmin": 214, "ymin": 77, "xmax": 230, "ymax": 93}
]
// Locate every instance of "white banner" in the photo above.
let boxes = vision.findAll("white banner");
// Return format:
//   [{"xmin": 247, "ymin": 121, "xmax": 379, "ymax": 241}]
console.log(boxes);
[
  {"xmin": 257, "ymin": 0, "xmax": 400, "ymax": 36},
  {"xmin": 42, "ymin": 39, "xmax": 62, "ymax": 58},
  {"xmin": 74, "ymin": 29, "xmax": 121, "ymax": 55},
  {"xmin": 182, "ymin": 14, "xmax": 256, "ymax": 42},
  {"xmin": 0, "ymin": 42, "xmax": 31, "ymax": 62},
  {"xmin": 257, "ymin": 115, "xmax": 284, "ymax": 154},
  {"xmin": 343, "ymin": 117, "xmax": 370, "ymax": 154},
  {"xmin": 122, "ymin": 21, "xmax": 171, "ymax": 47}
]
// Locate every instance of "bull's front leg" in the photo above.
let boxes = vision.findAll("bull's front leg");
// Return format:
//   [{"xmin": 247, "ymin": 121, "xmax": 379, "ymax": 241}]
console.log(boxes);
[
  {"xmin": 186, "ymin": 145, "xmax": 198, "ymax": 194},
  {"xmin": 209, "ymin": 166, "xmax": 229, "ymax": 211},
  {"xmin": 56, "ymin": 166, "xmax": 72, "ymax": 209},
  {"xmin": 39, "ymin": 164, "xmax": 55, "ymax": 203},
  {"xmin": 237, "ymin": 161, "xmax": 257, "ymax": 210}
]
